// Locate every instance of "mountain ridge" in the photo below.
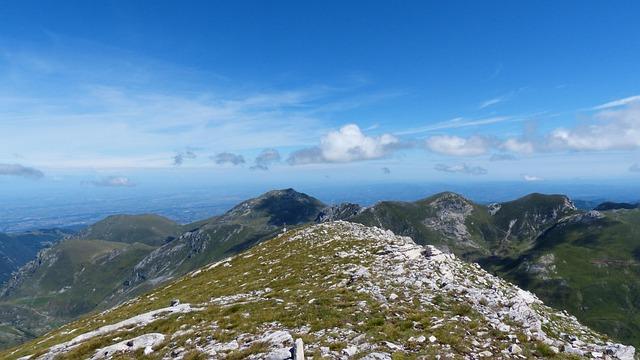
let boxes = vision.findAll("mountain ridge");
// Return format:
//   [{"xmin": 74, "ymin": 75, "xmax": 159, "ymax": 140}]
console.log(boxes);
[
  {"xmin": 3, "ymin": 222, "xmax": 634, "ymax": 359},
  {"xmin": 2, "ymin": 188, "xmax": 640, "ymax": 353}
]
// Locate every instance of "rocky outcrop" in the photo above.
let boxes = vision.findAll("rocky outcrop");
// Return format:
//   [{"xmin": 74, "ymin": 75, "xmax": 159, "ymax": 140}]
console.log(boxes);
[
  {"xmin": 315, "ymin": 203, "xmax": 363, "ymax": 222},
  {"xmin": 422, "ymin": 192, "xmax": 475, "ymax": 245}
]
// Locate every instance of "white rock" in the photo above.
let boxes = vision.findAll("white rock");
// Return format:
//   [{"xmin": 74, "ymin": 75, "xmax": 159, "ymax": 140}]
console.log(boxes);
[
  {"xmin": 361, "ymin": 352, "xmax": 392, "ymax": 360},
  {"xmin": 293, "ymin": 338, "xmax": 305, "ymax": 360},
  {"xmin": 429, "ymin": 335, "xmax": 437, "ymax": 343},
  {"xmin": 342, "ymin": 345, "xmax": 358, "ymax": 356},
  {"xmin": 384, "ymin": 341, "xmax": 402, "ymax": 350},
  {"xmin": 263, "ymin": 330, "xmax": 293, "ymax": 346},
  {"xmin": 507, "ymin": 344, "xmax": 522, "ymax": 354},
  {"xmin": 265, "ymin": 348, "xmax": 292, "ymax": 360},
  {"xmin": 606, "ymin": 345, "xmax": 636, "ymax": 360},
  {"xmin": 90, "ymin": 333, "xmax": 165, "ymax": 360}
]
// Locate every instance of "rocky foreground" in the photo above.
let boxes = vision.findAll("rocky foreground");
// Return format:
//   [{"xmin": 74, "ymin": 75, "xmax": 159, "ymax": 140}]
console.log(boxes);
[{"xmin": 5, "ymin": 222, "xmax": 635, "ymax": 359}]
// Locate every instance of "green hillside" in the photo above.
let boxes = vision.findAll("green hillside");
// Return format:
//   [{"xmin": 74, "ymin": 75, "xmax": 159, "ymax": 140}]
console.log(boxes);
[
  {"xmin": 79, "ymin": 214, "xmax": 181, "ymax": 246},
  {"xmin": 120, "ymin": 188, "xmax": 326, "ymax": 297},
  {"xmin": 0, "ymin": 229, "xmax": 71, "ymax": 285},
  {"xmin": 495, "ymin": 209, "xmax": 640, "ymax": 347}
]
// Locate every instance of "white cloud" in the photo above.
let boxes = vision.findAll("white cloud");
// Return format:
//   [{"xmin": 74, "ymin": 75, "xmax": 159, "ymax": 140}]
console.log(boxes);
[
  {"xmin": 90, "ymin": 176, "xmax": 135, "ymax": 187},
  {"xmin": 426, "ymin": 135, "xmax": 490, "ymax": 156},
  {"xmin": 522, "ymin": 174, "xmax": 543, "ymax": 182},
  {"xmin": 592, "ymin": 95, "xmax": 640, "ymax": 110},
  {"xmin": 548, "ymin": 104, "xmax": 640, "ymax": 151},
  {"xmin": 396, "ymin": 116, "xmax": 511, "ymax": 136},
  {"xmin": 434, "ymin": 163, "xmax": 487, "ymax": 175},
  {"xmin": 479, "ymin": 96, "xmax": 505, "ymax": 109},
  {"xmin": 288, "ymin": 124, "xmax": 400, "ymax": 164},
  {"xmin": 501, "ymin": 138, "xmax": 534, "ymax": 154}
]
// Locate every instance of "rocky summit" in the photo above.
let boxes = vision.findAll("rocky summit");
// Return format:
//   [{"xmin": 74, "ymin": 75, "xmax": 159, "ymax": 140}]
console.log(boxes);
[{"xmin": 4, "ymin": 221, "xmax": 635, "ymax": 359}]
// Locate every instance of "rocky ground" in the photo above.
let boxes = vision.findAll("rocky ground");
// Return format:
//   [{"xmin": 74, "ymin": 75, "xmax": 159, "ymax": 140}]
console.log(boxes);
[{"xmin": 5, "ymin": 222, "xmax": 636, "ymax": 359}]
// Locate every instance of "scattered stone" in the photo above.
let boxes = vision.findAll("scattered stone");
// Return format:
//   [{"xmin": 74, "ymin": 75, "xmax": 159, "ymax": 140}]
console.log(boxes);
[
  {"xmin": 507, "ymin": 344, "xmax": 522, "ymax": 354},
  {"xmin": 361, "ymin": 352, "xmax": 392, "ymax": 360},
  {"xmin": 342, "ymin": 345, "xmax": 358, "ymax": 357},
  {"xmin": 90, "ymin": 333, "xmax": 165, "ymax": 360}
]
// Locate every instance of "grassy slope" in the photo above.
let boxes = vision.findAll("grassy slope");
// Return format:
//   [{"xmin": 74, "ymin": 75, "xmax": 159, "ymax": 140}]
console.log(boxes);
[
  {"xmin": 0, "ymin": 239, "xmax": 156, "ymax": 349},
  {"xmin": 3, "ymin": 239, "xmax": 156, "ymax": 317},
  {"xmin": 80, "ymin": 214, "xmax": 181, "ymax": 246},
  {"xmin": 2, "ymin": 224, "xmax": 584, "ymax": 360},
  {"xmin": 126, "ymin": 189, "xmax": 326, "ymax": 288}
]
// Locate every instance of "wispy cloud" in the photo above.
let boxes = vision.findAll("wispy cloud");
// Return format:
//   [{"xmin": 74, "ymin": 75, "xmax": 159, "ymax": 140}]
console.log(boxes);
[
  {"xmin": 630, "ymin": 163, "xmax": 640, "ymax": 173},
  {"xmin": 0, "ymin": 163, "xmax": 44, "ymax": 179},
  {"xmin": 89, "ymin": 176, "xmax": 135, "ymax": 187},
  {"xmin": 479, "ymin": 96, "xmax": 506, "ymax": 109},
  {"xmin": 434, "ymin": 163, "xmax": 487, "ymax": 175},
  {"xmin": 592, "ymin": 95, "xmax": 640, "ymax": 110},
  {"xmin": 548, "ymin": 103, "xmax": 640, "ymax": 151},
  {"xmin": 426, "ymin": 135, "xmax": 491, "ymax": 156},
  {"xmin": 396, "ymin": 116, "xmax": 512, "ymax": 136},
  {"xmin": 0, "ymin": 46, "xmax": 398, "ymax": 169}
]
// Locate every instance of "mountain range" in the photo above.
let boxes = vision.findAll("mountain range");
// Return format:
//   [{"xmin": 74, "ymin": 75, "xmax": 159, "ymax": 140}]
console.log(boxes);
[{"xmin": 0, "ymin": 188, "xmax": 639, "ymax": 357}]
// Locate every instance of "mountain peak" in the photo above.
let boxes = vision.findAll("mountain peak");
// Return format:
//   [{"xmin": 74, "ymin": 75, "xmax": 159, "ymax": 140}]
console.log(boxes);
[
  {"xmin": 420, "ymin": 191, "xmax": 471, "ymax": 204},
  {"xmin": 224, "ymin": 188, "xmax": 325, "ymax": 226},
  {"xmin": 9, "ymin": 221, "xmax": 634, "ymax": 360}
]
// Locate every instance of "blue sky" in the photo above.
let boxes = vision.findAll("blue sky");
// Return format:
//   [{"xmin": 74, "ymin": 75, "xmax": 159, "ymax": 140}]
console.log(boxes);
[{"xmin": 1, "ymin": 1, "xmax": 640, "ymax": 191}]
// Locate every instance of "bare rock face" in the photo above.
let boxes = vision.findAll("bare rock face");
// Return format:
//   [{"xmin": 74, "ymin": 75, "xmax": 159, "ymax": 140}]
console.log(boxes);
[
  {"xmin": 315, "ymin": 203, "xmax": 364, "ymax": 223},
  {"xmin": 422, "ymin": 193, "xmax": 475, "ymax": 245}
]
